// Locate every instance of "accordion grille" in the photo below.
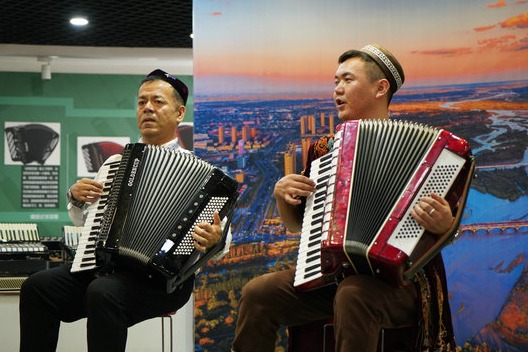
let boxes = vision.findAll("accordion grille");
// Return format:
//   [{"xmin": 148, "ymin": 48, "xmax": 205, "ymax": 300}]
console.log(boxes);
[{"xmin": 118, "ymin": 147, "xmax": 215, "ymax": 264}]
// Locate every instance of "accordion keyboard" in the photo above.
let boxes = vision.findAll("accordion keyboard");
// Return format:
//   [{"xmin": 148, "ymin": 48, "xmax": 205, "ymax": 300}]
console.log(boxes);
[
  {"xmin": 294, "ymin": 147, "xmax": 338, "ymax": 288},
  {"xmin": 0, "ymin": 223, "xmax": 45, "ymax": 254},
  {"xmin": 0, "ymin": 223, "xmax": 49, "ymax": 291},
  {"xmin": 71, "ymin": 158, "xmax": 121, "ymax": 273}
]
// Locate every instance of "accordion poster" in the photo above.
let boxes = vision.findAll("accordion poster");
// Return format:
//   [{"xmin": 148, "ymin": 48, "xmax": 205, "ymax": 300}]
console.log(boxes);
[
  {"xmin": 76, "ymin": 136, "xmax": 129, "ymax": 176},
  {"xmin": 4, "ymin": 122, "xmax": 60, "ymax": 166},
  {"xmin": 4, "ymin": 122, "xmax": 61, "ymax": 209}
]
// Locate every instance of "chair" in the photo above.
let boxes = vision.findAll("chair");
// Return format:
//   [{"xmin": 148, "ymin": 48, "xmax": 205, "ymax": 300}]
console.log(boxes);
[
  {"xmin": 161, "ymin": 311, "xmax": 177, "ymax": 352},
  {"xmin": 287, "ymin": 319, "xmax": 420, "ymax": 352}
]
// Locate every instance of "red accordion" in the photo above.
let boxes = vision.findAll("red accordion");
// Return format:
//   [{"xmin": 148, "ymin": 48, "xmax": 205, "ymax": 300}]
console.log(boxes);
[{"xmin": 294, "ymin": 119, "xmax": 475, "ymax": 291}]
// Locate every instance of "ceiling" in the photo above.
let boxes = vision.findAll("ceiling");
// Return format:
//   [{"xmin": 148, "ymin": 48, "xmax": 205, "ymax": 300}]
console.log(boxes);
[{"xmin": 0, "ymin": 0, "xmax": 193, "ymax": 75}]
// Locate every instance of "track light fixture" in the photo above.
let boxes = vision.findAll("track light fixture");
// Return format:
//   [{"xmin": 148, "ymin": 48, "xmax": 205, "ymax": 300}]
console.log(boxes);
[{"xmin": 37, "ymin": 56, "xmax": 52, "ymax": 80}]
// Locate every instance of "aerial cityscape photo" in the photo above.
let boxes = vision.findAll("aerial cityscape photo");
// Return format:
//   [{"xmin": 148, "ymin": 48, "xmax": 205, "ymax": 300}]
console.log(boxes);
[
  {"xmin": 191, "ymin": 79, "xmax": 528, "ymax": 351},
  {"xmin": 191, "ymin": 1, "xmax": 528, "ymax": 350}
]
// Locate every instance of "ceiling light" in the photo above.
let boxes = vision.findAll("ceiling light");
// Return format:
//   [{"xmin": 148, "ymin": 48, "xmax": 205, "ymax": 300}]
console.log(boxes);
[{"xmin": 70, "ymin": 17, "xmax": 89, "ymax": 26}]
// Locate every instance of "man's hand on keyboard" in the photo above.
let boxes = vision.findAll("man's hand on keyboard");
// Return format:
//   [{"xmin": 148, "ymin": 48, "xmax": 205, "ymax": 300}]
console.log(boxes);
[{"xmin": 70, "ymin": 178, "xmax": 104, "ymax": 203}]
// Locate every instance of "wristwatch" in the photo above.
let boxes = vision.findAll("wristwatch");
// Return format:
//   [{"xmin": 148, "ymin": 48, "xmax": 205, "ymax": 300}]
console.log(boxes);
[{"xmin": 67, "ymin": 188, "xmax": 85, "ymax": 208}]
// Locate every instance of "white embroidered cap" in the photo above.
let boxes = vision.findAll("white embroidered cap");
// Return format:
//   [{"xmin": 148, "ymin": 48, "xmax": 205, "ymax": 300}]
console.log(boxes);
[{"xmin": 360, "ymin": 44, "xmax": 405, "ymax": 92}]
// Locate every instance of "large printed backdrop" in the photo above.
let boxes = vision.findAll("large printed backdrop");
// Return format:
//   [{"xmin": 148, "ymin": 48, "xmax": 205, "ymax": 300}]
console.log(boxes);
[{"xmin": 193, "ymin": 1, "xmax": 528, "ymax": 351}]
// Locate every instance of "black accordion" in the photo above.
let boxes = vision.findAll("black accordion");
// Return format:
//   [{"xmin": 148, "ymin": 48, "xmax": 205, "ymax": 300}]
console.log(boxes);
[
  {"xmin": 71, "ymin": 143, "xmax": 238, "ymax": 293},
  {"xmin": 5, "ymin": 124, "xmax": 59, "ymax": 164}
]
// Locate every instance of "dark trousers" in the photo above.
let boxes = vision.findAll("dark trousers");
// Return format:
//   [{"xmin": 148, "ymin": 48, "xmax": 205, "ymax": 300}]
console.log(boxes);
[
  {"xmin": 232, "ymin": 269, "xmax": 418, "ymax": 352},
  {"xmin": 19, "ymin": 264, "xmax": 194, "ymax": 352}
]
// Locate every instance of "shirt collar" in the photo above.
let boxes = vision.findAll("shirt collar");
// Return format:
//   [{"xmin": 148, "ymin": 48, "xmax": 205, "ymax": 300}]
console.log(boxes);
[{"xmin": 138, "ymin": 137, "xmax": 182, "ymax": 151}]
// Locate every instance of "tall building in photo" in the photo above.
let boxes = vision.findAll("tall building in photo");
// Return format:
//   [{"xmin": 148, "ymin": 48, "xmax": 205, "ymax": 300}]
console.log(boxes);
[
  {"xmin": 320, "ymin": 112, "xmax": 325, "ymax": 127},
  {"xmin": 329, "ymin": 114, "xmax": 335, "ymax": 135},
  {"xmin": 283, "ymin": 143, "xmax": 297, "ymax": 175},
  {"xmin": 235, "ymin": 171, "xmax": 245, "ymax": 183},
  {"xmin": 309, "ymin": 114, "xmax": 316, "ymax": 135},
  {"xmin": 231, "ymin": 126, "xmax": 237, "ymax": 143},
  {"xmin": 218, "ymin": 126, "xmax": 225, "ymax": 144},
  {"xmin": 238, "ymin": 139, "xmax": 245, "ymax": 154},
  {"xmin": 251, "ymin": 127, "xmax": 257, "ymax": 139},
  {"xmin": 237, "ymin": 154, "xmax": 247, "ymax": 168},
  {"xmin": 300, "ymin": 115, "xmax": 307, "ymax": 135},
  {"xmin": 242, "ymin": 125, "xmax": 250, "ymax": 142}
]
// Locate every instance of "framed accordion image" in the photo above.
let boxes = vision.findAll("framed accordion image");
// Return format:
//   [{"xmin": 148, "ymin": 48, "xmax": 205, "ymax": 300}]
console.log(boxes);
[
  {"xmin": 76, "ymin": 136, "xmax": 129, "ymax": 176},
  {"xmin": 4, "ymin": 122, "xmax": 61, "ymax": 165}
]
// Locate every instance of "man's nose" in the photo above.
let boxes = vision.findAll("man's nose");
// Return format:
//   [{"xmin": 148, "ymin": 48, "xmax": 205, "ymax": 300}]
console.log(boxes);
[{"xmin": 143, "ymin": 100, "xmax": 154, "ymax": 111}]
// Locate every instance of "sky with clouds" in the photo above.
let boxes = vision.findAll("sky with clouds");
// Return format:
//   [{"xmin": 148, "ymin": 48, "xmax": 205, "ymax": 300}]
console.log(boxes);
[{"xmin": 194, "ymin": 0, "xmax": 528, "ymax": 97}]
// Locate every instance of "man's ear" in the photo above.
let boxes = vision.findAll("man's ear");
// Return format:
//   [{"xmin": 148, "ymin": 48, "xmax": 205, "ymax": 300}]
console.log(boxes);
[
  {"xmin": 376, "ymin": 78, "xmax": 391, "ymax": 99},
  {"xmin": 176, "ymin": 105, "xmax": 186, "ymax": 123}
]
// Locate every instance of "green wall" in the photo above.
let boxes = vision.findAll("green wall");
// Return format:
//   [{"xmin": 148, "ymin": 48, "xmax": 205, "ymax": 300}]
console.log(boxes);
[{"xmin": 0, "ymin": 71, "xmax": 193, "ymax": 236}]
